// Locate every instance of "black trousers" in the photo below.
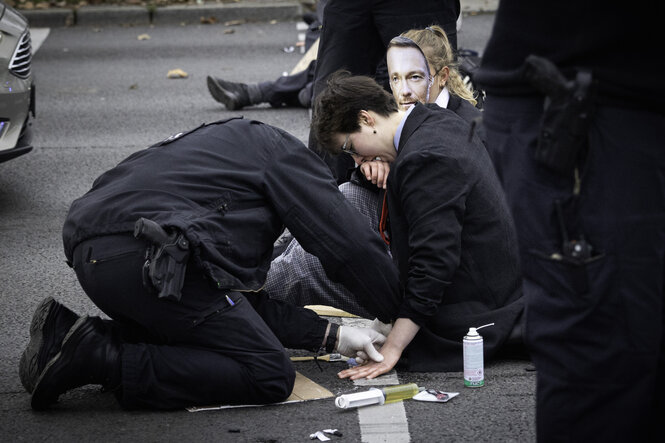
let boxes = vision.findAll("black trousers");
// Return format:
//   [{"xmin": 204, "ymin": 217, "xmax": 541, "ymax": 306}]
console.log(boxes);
[
  {"xmin": 259, "ymin": 60, "xmax": 316, "ymax": 109},
  {"xmin": 309, "ymin": 0, "xmax": 461, "ymax": 183},
  {"xmin": 483, "ymin": 95, "xmax": 665, "ymax": 442},
  {"xmin": 71, "ymin": 234, "xmax": 296, "ymax": 410}
]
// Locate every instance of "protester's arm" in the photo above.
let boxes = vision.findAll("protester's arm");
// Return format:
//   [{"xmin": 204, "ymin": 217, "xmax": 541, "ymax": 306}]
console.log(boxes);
[{"xmin": 393, "ymin": 150, "xmax": 468, "ymax": 326}]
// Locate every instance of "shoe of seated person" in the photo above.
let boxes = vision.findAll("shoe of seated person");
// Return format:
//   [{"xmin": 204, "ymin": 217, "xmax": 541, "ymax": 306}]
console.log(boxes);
[
  {"xmin": 19, "ymin": 297, "xmax": 80, "ymax": 394},
  {"xmin": 206, "ymin": 76, "xmax": 251, "ymax": 110}
]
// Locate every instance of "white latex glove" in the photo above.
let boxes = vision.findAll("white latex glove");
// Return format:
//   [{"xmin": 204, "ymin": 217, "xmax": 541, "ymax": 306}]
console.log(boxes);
[
  {"xmin": 352, "ymin": 320, "xmax": 393, "ymax": 364},
  {"xmin": 335, "ymin": 326, "xmax": 386, "ymax": 363}
]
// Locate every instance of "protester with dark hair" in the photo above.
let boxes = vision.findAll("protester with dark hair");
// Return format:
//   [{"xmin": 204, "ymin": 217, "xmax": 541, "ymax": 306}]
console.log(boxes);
[
  {"xmin": 304, "ymin": 72, "xmax": 523, "ymax": 377},
  {"xmin": 19, "ymin": 116, "xmax": 400, "ymax": 411},
  {"xmin": 474, "ymin": 1, "xmax": 664, "ymax": 440}
]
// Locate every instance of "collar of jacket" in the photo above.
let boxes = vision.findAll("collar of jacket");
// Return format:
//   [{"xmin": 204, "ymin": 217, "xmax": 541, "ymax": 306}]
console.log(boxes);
[
  {"xmin": 446, "ymin": 93, "xmax": 462, "ymax": 113},
  {"xmin": 396, "ymin": 102, "xmax": 437, "ymax": 153}
]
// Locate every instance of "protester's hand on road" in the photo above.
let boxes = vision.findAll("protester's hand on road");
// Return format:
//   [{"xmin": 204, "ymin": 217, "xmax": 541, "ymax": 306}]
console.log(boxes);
[
  {"xmin": 338, "ymin": 318, "xmax": 420, "ymax": 380},
  {"xmin": 360, "ymin": 160, "xmax": 390, "ymax": 189},
  {"xmin": 335, "ymin": 326, "xmax": 386, "ymax": 363},
  {"xmin": 337, "ymin": 343, "xmax": 402, "ymax": 380}
]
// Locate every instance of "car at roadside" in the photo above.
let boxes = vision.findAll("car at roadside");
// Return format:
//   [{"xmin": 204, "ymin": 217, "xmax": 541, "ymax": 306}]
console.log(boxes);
[{"xmin": 0, "ymin": 2, "xmax": 34, "ymax": 163}]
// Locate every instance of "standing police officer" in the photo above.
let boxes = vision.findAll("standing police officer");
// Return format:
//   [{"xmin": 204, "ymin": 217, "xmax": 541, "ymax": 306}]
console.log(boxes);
[
  {"xmin": 475, "ymin": 1, "xmax": 664, "ymax": 440},
  {"xmin": 20, "ymin": 117, "xmax": 399, "ymax": 410}
]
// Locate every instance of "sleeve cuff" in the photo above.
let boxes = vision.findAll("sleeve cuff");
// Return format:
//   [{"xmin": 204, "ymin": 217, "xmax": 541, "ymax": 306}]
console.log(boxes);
[
  {"xmin": 325, "ymin": 322, "xmax": 339, "ymax": 353},
  {"xmin": 397, "ymin": 304, "xmax": 431, "ymax": 328}
]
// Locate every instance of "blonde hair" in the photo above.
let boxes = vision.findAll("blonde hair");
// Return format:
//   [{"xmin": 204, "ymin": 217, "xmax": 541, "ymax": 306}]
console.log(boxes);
[{"xmin": 401, "ymin": 25, "xmax": 477, "ymax": 106}]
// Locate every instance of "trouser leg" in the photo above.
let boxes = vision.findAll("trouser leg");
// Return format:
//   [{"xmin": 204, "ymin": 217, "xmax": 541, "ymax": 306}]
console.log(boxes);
[
  {"xmin": 483, "ymin": 96, "xmax": 665, "ymax": 442},
  {"xmin": 262, "ymin": 60, "xmax": 316, "ymax": 108},
  {"xmin": 72, "ymin": 234, "xmax": 295, "ymax": 410}
]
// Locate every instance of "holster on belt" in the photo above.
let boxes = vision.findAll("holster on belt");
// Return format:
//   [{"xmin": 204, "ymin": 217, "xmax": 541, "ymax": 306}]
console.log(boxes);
[
  {"xmin": 523, "ymin": 55, "xmax": 596, "ymax": 175},
  {"xmin": 133, "ymin": 217, "xmax": 190, "ymax": 302}
]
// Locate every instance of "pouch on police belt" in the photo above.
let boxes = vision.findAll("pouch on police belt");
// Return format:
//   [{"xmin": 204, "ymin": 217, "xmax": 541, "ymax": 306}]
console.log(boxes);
[
  {"xmin": 523, "ymin": 55, "xmax": 597, "ymax": 175},
  {"xmin": 134, "ymin": 217, "xmax": 190, "ymax": 301}
]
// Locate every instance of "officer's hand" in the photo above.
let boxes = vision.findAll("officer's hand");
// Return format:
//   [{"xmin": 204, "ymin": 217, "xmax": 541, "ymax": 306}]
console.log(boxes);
[
  {"xmin": 335, "ymin": 326, "xmax": 386, "ymax": 363},
  {"xmin": 354, "ymin": 319, "xmax": 392, "ymax": 364}
]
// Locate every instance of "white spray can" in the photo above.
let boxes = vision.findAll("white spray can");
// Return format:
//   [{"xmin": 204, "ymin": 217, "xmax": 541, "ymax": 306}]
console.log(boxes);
[{"xmin": 463, "ymin": 323, "xmax": 494, "ymax": 387}]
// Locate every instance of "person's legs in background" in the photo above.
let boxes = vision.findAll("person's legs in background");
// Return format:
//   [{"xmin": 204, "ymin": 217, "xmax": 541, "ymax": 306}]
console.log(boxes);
[{"xmin": 206, "ymin": 60, "xmax": 316, "ymax": 110}]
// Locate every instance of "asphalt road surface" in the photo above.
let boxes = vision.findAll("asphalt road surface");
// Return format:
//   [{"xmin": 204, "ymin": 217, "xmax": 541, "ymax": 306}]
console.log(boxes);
[{"xmin": 0, "ymin": 12, "xmax": 536, "ymax": 442}]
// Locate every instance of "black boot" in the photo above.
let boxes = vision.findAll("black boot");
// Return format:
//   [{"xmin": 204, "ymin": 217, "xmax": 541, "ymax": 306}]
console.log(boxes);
[
  {"xmin": 31, "ymin": 316, "xmax": 122, "ymax": 410},
  {"xmin": 19, "ymin": 297, "xmax": 80, "ymax": 394},
  {"xmin": 206, "ymin": 76, "xmax": 265, "ymax": 110}
]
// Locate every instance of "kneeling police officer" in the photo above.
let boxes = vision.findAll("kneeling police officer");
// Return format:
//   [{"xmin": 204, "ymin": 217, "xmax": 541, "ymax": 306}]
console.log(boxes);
[{"xmin": 19, "ymin": 117, "xmax": 400, "ymax": 410}]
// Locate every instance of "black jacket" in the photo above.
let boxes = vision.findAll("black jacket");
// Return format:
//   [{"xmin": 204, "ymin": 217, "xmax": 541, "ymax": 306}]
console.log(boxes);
[
  {"xmin": 474, "ymin": 0, "xmax": 663, "ymax": 111},
  {"xmin": 63, "ymin": 118, "xmax": 401, "ymax": 321},
  {"xmin": 387, "ymin": 104, "xmax": 523, "ymax": 371},
  {"xmin": 446, "ymin": 94, "xmax": 486, "ymax": 147}
]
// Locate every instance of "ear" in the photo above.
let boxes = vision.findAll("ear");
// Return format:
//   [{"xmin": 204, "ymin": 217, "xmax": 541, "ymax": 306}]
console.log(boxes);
[
  {"xmin": 358, "ymin": 110, "xmax": 375, "ymax": 127},
  {"xmin": 439, "ymin": 66, "xmax": 450, "ymax": 88}
]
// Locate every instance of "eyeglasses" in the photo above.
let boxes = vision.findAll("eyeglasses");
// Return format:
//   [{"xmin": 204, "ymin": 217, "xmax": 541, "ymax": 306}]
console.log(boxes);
[{"xmin": 340, "ymin": 133, "xmax": 360, "ymax": 156}]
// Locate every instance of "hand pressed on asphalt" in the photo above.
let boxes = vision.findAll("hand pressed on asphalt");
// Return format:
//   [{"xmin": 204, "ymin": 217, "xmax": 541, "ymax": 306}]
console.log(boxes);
[
  {"xmin": 337, "ymin": 317, "xmax": 421, "ymax": 380},
  {"xmin": 337, "ymin": 343, "xmax": 402, "ymax": 380}
]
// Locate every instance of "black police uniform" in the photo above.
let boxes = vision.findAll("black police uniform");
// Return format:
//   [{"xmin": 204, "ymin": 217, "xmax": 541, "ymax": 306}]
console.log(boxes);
[
  {"xmin": 475, "ymin": 1, "xmax": 665, "ymax": 440},
  {"xmin": 62, "ymin": 117, "xmax": 401, "ymax": 409}
]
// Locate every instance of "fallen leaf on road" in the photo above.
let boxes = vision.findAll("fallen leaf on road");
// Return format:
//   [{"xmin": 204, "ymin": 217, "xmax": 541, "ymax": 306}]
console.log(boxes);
[
  {"xmin": 137, "ymin": 34, "xmax": 151, "ymax": 40},
  {"xmin": 201, "ymin": 16, "xmax": 218, "ymax": 24},
  {"xmin": 224, "ymin": 29, "xmax": 235, "ymax": 34},
  {"xmin": 224, "ymin": 19, "xmax": 246, "ymax": 26},
  {"xmin": 129, "ymin": 84, "xmax": 138, "ymax": 90},
  {"xmin": 167, "ymin": 69, "xmax": 189, "ymax": 79}
]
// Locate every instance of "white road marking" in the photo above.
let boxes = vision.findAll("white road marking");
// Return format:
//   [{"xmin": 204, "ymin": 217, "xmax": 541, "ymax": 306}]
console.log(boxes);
[
  {"xmin": 30, "ymin": 28, "xmax": 50, "ymax": 53},
  {"xmin": 342, "ymin": 318, "xmax": 411, "ymax": 443}
]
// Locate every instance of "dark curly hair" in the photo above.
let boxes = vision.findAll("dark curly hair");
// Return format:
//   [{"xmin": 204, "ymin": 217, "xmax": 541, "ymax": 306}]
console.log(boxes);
[{"xmin": 311, "ymin": 71, "xmax": 398, "ymax": 155}]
